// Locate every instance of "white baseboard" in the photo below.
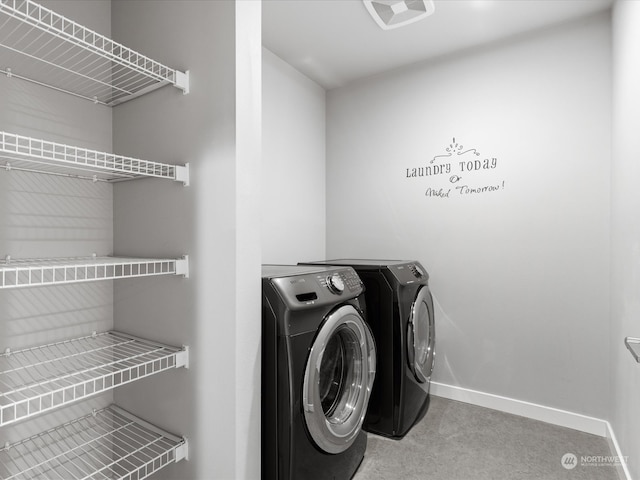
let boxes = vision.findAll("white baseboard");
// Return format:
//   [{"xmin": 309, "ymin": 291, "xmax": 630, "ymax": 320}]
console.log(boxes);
[
  {"xmin": 429, "ymin": 382, "xmax": 632, "ymax": 480},
  {"xmin": 605, "ymin": 420, "xmax": 633, "ymax": 480},
  {"xmin": 430, "ymin": 381, "xmax": 608, "ymax": 436}
]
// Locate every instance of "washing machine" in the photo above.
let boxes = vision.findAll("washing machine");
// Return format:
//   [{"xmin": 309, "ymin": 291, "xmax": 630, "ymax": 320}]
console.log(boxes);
[
  {"xmin": 302, "ymin": 260, "xmax": 435, "ymax": 439},
  {"xmin": 262, "ymin": 265, "xmax": 377, "ymax": 480}
]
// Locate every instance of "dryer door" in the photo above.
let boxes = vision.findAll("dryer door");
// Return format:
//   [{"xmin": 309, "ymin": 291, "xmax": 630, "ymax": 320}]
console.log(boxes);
[
  {"xmin": 302, "ymin": 304, "xmax": 376, "ymax": 454},
  {"xmin": 407, "ymin": 286, "xmax": 436, "ymax": 384}
]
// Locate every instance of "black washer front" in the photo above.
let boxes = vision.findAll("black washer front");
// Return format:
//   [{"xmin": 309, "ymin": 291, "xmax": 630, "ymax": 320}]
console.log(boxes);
[{"xmin": 262, "ymin": 264, "xmax": 376, "ymax": 480}]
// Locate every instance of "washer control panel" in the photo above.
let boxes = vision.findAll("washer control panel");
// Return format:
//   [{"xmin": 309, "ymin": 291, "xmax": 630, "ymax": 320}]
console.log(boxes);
[
  {"xmin": 269, "ymin": 267, "xmax": 364, "ymax": 310},
  {"xmin": 317, "ymin": 268, "xmax": 362, "ymax": 296}
]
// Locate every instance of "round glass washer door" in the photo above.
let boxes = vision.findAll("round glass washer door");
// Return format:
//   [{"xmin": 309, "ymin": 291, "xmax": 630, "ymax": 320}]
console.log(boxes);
[
  {"xmin": 302, "ymin": 304, "xmax": 376, "ymax": 454},
  {"xmin": 407, "ymin": 286, "xmax": 436, "ymax": 384}
]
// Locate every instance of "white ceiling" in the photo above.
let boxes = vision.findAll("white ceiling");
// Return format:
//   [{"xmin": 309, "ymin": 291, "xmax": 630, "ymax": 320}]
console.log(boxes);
[{"xmin": 262, "ymin": 0, "xmax": 613, "ymax": 90}]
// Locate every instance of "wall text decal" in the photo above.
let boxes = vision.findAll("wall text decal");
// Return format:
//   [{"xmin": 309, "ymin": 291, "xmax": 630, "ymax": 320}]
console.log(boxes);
[{"xmin": 405, "ymin": 137, "xmax": 505, "ymax": 199}]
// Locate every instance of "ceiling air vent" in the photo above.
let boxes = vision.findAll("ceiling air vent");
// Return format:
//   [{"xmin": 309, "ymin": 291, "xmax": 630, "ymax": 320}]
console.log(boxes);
[{"xmin": 363, "ymin": 0, "xmax": 435, "ymax": 30}]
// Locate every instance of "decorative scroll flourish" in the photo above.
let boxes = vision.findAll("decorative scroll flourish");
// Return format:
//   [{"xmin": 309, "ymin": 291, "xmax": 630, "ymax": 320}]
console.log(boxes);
[{"xmin": 430, "ymin": 137, "xmax": 481, "ymax": 164}]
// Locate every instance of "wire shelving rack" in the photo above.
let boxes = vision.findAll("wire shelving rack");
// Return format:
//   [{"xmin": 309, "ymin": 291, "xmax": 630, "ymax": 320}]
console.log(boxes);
[
  {"xmin": 0, "ymin": 131, "xmax": 190, "ymax": 185},
  {"xmin": 0, "ymin": 331, "xmax": 189, "ymax": 427},
  {"xmin": 0, "ymin": 2, "xmax": 192, "ymax": 477},
  {"xmin": 0, "ymin": 404, "xmax": 188, "ymax": 479},
  {"xmin": 0, "ymin": 256, "xmax": 190, "ymax": 289},
  {"xmin": 0, "ymin": 0, "xmax": 189, "ymax": 106}
]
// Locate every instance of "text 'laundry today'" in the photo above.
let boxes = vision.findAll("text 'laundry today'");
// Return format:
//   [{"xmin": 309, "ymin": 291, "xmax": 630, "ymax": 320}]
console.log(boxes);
[{"xmin": 405, "ymin": 158, "xmax": 498, "ymax": 178}]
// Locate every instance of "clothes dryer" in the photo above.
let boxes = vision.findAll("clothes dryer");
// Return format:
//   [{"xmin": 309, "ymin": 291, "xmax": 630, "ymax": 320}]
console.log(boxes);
[
  {"xmin": 302, "ymin": 260, "xmax": 435, "ymax": 439},
  {"xmin": 262, "ymin": 265, "xmax": 376, "ymax": 480}
]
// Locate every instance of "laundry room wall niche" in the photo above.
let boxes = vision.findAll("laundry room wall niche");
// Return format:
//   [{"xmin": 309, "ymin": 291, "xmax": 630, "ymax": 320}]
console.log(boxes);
[{"xmin": 326, "ymin": 12, "xmax": 611, "ymax": 423}]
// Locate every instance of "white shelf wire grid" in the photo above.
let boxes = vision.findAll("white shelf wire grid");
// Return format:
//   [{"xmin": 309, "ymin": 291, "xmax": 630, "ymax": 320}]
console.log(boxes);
[
  {"xmin": 0, "ymin": 404, "xmax": 188, "ymax": 480},
  {"xmin": 0, "ymin": 255, "xmax": 190, "ymax": 289},
  {"xmin": 0, "ymin": 331, "xmax": 188, "ymax": 427},
  {"xmin": 0, "ymin": 0, "xmax": 189, "ymax": 106},
  {"xmin": 0, "ymin": 131, "xmax": 190, "ymax": 184}
]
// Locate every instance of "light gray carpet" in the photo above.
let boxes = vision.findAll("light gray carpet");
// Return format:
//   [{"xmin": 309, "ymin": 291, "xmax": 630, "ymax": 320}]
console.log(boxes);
[{"xmin": 354, "ymin": 395, "xmax": 621, "ymax": 480}]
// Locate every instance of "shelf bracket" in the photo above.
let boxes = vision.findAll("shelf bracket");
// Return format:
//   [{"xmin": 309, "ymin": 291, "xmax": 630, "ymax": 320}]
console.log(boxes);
[
  {"xmin": 625, "ymin": 337, "xmax": 640, "ymax": 362},
  {"xmin": 174, "ymin": 70, "xmax": 190, "ymax": 95},
  {"xmin": 175, "ymin": 163, "xmax": 190, "ymax": 187},
  {"xmin": 175, "ymin": 437, "xmax": 189, "ymax": 462},
  {"xmin": 175, "ymin": 255, "xmax": 189, "ymax": 278},
  {"xmin": 176, "ymin": 345, "xmax": 190, "ymax": 369}
]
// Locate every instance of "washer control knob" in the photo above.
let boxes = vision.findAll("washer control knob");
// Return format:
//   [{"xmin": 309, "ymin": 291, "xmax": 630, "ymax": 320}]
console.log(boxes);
[{"xmin": 327, "ymin": 273, "xmax": 345, "ymax": 294}]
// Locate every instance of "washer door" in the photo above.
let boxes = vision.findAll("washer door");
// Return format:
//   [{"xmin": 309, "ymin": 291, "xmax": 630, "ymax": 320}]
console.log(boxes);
[
  {"xmin": 407, "ymin": 286, "xmax": 436, "ymax": 384},
  {"xmin": 302, "ymin": 305, "xmax": 376, "ymax": 454}
]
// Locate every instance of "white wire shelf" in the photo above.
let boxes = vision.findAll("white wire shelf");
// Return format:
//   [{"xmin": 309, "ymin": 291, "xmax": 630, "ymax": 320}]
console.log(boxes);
[
  {"xmin": 0, "ymin": 131, "xmax": 190, "ymax": 185},
  {"xmin": 0, "ymin": 0, "xmax": 189, "ymax": 106},
  {"xmin": 0, "ymin": 331, "xmax": 189, "ymax": 427},
  {"xmin": 0, "ymin": 404, "xmax": 188, "ymax": 480},
  {"xmin": 0, "ymin": 255, "xmax": 190, "ymax": 289}
]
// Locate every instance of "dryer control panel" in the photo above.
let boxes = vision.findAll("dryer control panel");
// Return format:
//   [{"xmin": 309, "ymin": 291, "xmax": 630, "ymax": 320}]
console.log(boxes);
[
  {"xmin": 269, "ymin": 267, "xmax": 364, "ymax": 310},
  {"xmin": 388, "ymin": 262, "xmax": 429, "ymax": 285}
]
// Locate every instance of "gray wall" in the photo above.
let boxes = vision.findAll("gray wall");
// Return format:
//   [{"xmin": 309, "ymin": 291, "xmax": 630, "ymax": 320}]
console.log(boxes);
[
  {"xmin": 262, "ymin": 48, "xmax": 326, "ymax": 264},
  {"xmin": 611, "ymin": 1, "xmax": 640, "ymax": 477},
  {"xmin": 111, "ymin": 1, "xmax": 261, "ymax": 479},
  {"xmin": 326, "ymin": 13, "xmax": 611, "ymax": 420},
  {"xmin": 0, "ymin": 0, "xmax": 114, "ymax": 444}
]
